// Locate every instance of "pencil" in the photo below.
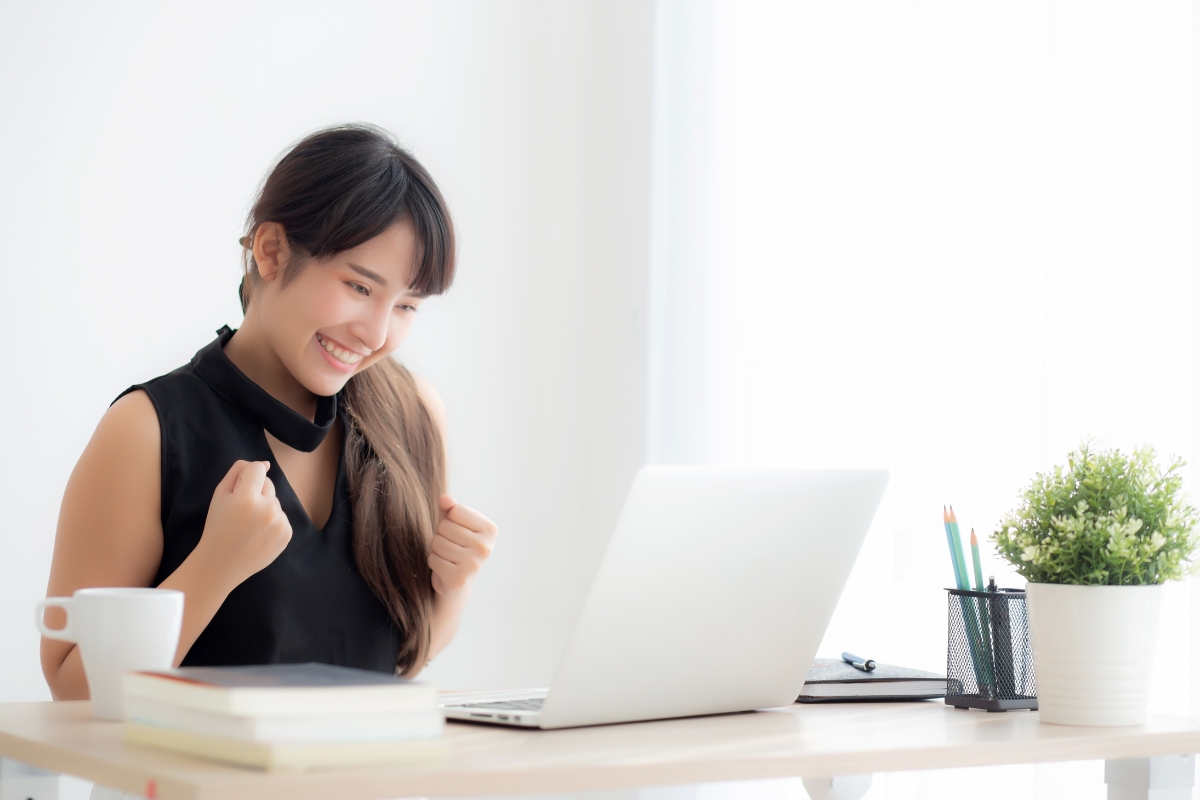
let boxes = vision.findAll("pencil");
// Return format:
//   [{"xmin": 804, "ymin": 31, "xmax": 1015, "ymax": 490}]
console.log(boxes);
[
  {"xmin": 948, "ymin": 506, "xmax": 969, "ymax": 592},
  {"xmin": 943, "ymin": 507, "xmax": 965, "ymax": 589}
]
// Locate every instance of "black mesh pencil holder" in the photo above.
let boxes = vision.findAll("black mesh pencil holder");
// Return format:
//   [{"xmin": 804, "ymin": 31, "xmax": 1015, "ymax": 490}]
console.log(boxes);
[{"xmin": 945, "ymin": 588, "xmax": 1038, "ymax": 711}]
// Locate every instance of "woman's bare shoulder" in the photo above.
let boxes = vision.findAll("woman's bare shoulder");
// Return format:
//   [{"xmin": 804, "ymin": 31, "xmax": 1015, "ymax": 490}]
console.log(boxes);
[
  {"xmin": 48, "ymin": 389, "xmax": 164, "ymax": 590},
  {"xmin": 411, "ymin": 373, "xmax": 447, "ymax": 436},
  {"xmin": 102, "ymin": 388, "xmax": 161, "ymax": 445},
  {"xmin": 75, "ymin": 389, "xmax": 161, "ymax": 499}
]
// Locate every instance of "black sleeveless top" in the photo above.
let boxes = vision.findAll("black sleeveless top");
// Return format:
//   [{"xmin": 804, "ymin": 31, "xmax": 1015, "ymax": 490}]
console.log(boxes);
[{"xmin": 118, "ymin": 326, "xmax": 402, "ymax": 672}]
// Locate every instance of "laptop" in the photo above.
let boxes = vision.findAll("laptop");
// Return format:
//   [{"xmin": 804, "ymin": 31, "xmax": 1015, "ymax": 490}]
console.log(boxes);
[{"xmin": 441, "ymin": 465, "xmax": 889, "ymax": 729}]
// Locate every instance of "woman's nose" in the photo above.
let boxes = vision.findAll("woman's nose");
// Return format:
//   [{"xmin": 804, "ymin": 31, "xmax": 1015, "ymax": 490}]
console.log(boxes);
[{"xmin": 351, "ymin": 305, "xmax": 390, "ymax": 353}]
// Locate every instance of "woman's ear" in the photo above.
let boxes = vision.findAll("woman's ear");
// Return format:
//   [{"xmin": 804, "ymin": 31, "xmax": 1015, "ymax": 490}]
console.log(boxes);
[{"xmin": 251, "ymin": 222, "xmax": 291, "ymax": 282}]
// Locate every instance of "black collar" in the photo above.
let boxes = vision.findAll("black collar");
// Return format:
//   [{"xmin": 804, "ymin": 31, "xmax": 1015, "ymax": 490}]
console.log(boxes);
[{"xmin": 192, "ymin": 326, "xmax": 336, "ymax": 453}]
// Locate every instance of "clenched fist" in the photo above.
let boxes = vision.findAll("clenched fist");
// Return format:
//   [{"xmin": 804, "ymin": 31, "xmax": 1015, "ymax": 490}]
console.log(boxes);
[
  {"xmin": 194, "ymin": 460, "xmax": 293, "ymax": 592},
  {"xmin": 428, "ymin": 494, "xmax": 497, "ymax": 596}
]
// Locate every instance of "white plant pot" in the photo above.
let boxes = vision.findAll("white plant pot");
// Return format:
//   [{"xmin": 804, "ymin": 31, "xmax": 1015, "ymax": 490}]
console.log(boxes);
[{"xmin": 1026, "ymin": 582, "xmax": 1162, "ymax": 726}]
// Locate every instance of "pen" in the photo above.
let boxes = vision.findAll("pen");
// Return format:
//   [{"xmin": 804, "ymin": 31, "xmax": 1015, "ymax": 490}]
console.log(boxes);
[
  {"xmin": 841, "ymin": 652, "xmax": 876, "ymax": 672},
  {"xmin": 986, "ymin": 575, "xmax": 1015, "ymax": 697},
  {"xmin": 970, "ymin": 528, "xmax": 985, "ymax": 591}
]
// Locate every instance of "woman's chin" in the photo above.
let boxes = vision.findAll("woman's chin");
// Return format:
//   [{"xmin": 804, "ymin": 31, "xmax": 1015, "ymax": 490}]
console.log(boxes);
[{"xmin": 297, "ymin": 364, "xmax": 355, "ymax": 398}]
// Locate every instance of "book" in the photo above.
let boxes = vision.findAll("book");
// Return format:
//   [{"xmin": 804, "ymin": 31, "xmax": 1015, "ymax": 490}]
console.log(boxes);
[
  {"xmin": 123, "ymin": 695, "xmax": 444, "ymax": 743},
  {"xmin": 797, "ymin": 659, "xmax": 946, "ymax": 703},
  {"xmin": 122, "ymin": 662, "xmax": 437, "ymax": 717},
  {"xmin": 123, "ymin": 722, "xmax": 448, "ymax": 770}
]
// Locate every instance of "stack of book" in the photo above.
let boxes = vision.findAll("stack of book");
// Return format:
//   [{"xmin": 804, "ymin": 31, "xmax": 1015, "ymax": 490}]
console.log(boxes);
[{"xmin": 122, "ymin": 662, "xmax": 445, "ymax": 770}]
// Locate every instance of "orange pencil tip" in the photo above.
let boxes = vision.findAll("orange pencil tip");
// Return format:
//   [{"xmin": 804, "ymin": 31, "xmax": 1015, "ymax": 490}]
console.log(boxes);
[{"xmin": 970, "ymin": 529, "xmax": 978, "ymax": 544}]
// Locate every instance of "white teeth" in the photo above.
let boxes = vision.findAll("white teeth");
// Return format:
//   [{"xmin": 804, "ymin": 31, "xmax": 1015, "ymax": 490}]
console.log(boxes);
[{"xmin": 317, "ymin": 334, "xmax": 362, "ymax": 365}]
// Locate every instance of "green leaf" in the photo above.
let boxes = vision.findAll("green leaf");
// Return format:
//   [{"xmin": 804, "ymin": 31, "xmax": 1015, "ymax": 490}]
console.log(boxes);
[{"xmin": 988, "ymin": 442, "xmax": 1200, "ymax": 585}]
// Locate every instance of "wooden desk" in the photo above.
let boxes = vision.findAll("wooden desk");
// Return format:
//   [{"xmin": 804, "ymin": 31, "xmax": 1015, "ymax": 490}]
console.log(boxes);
[{"xmin": 1, "ymin": 701, "xmax": 1199, "ymax": 800}]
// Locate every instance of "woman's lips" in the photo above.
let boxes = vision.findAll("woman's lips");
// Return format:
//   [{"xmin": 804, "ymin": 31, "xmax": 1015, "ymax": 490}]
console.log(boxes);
[{"xmin": 315, "ymin": 333, "xmax": 364, "ymax": 372}]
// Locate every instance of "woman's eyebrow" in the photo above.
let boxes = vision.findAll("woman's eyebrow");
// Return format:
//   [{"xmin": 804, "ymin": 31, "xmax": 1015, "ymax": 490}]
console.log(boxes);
[{"xmin": 347, "ymin": 262, "xmax": 387, "ymax": 286}]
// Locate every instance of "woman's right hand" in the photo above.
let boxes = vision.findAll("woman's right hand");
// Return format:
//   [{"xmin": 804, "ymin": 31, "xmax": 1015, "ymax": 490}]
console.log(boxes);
[{"xmin": 192, "ymin": 460, "xmax": 292, "ymax": 591}]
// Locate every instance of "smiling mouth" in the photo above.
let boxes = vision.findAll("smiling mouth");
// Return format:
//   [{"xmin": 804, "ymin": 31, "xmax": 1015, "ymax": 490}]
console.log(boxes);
[{"xmin": 316, "ymin": 333, "xmax": 365, "ymax": 366}]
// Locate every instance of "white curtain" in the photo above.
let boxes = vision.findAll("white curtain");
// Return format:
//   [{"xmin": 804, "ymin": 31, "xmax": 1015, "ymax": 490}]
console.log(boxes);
[{"xmin": 650, "ymin": 0, "xmax": 1198, "ymax": 731}]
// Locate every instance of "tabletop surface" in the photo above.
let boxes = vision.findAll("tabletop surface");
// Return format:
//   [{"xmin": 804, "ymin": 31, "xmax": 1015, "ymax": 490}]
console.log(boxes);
[{"xmin": 3, "ymin": 701, "xmax": 1200, "ymax": 800}]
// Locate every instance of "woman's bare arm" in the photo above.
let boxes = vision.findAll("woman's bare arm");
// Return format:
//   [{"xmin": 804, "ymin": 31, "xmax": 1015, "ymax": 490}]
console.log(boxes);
[
  {"xmin": 42, "ymin": 391, "xmax": 292, "ymax": 699},
  {"xmin": 415, "ymin": 375, "xmax": 462, "ymax": 661},
  {"xmin": 414, "ymin": 375, "xmax": 497, "ymax": 670},
  {"xmin": 42, "ymin": 391, "xmax": 165, "ymax": 698}
]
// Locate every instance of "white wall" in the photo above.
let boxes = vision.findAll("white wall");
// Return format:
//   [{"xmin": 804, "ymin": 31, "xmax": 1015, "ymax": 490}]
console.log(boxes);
[
  {"xmin": 0, "ymin": 0, "xmax": 652, "ymax": 700},
  {"xmin": 655, "ymin": 0, "xmax": 1198, "ymax": 718}
]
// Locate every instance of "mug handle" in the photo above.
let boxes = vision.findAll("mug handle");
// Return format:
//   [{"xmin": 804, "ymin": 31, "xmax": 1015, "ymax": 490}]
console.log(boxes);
[{"xmin": 36, "ymin": 597, "xmax": 76, "ymax": 643}]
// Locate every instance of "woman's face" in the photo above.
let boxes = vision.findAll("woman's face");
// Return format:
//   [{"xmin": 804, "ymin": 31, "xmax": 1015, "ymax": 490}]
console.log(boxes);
[{"xmin": 253, "ymin": 220, "xmax": 425, "ymax": 397}]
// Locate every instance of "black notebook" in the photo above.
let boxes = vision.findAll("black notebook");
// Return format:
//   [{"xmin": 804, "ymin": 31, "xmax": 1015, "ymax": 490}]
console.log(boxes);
[{"xmin": 797, "ymin": 659, "xmax": 946, "ymax": 703}]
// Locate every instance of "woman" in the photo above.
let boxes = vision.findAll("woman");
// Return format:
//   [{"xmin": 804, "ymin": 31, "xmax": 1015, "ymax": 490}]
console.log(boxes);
[{"xmin": 41, "ymin": 124, "xmax": 496, "ymax": 696}]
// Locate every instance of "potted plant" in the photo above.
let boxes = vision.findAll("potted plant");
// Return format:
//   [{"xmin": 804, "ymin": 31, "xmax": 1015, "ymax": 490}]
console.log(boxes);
[{"xmin": 991, "ymin": 443, "xmax": 1199, "ymax": 726}]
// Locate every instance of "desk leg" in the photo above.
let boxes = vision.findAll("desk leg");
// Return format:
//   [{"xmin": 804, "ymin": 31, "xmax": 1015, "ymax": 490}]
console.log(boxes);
[
  {"xmin": 0, "ymin": 757, "xmax": 82, "ymax": 800},
  {"xmin": 1, "ymin": 757, "xmax": 62, "ymax": 800},
  {"xmin": 801, "ymin": 774, "xmax": 872, "ymax": 800},
  {"xmin": 1105, "ymin": 755, "xmax": 1195, "ymax": 800}
]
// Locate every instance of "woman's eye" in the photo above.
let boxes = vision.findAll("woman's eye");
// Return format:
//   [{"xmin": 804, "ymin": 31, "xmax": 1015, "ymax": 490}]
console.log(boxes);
[
  {"xmin": 347, "ymin": 282, "xmax": 370, "ymax": 297},
  {"xmin": 396, "ymin": 304, "xmax": 418, "ymax": 314}
]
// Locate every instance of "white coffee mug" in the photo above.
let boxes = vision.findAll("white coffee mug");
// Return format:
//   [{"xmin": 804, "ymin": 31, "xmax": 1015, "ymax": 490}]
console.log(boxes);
[{"xmin": 36, "ymin": 588, "xmax": 184, "ymax": 720}]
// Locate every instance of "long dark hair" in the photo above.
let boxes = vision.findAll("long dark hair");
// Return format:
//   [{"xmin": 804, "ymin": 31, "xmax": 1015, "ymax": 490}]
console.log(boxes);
[{"xmin": 239, "ymin": 124, "xmax": 455, "ymax": 675}]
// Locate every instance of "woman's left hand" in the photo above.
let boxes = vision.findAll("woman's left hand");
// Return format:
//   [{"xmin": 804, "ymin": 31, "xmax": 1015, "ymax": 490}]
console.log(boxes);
[{"xmin": 428, "ymin": 494, "xmax": 498, "ymax": 596}]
